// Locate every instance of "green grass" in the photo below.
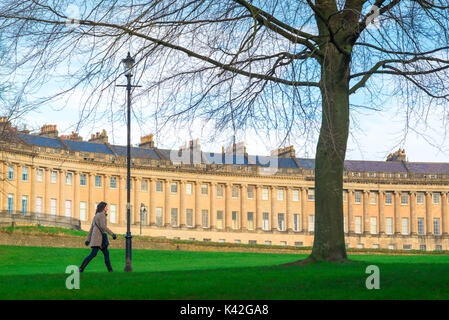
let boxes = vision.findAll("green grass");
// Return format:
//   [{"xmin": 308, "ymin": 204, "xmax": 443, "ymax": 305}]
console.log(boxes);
[{"xmin": 0, "ymin": 245, "xmax": 448, "ymax": 299}]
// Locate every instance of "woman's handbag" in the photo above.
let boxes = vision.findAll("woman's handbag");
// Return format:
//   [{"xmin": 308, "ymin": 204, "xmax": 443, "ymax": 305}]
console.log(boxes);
[{"xmin": 95, "ymin": 218, "xmax": 110, "ymax": 248}]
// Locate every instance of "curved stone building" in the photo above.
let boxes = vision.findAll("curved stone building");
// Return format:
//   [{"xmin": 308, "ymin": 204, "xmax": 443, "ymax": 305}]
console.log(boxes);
[{"xmin": 1, "ymin": 117, "xmax": 448, "ymax": 251}]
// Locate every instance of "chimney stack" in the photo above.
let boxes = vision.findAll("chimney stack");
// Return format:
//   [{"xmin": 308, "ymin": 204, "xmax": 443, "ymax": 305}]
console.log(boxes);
[
  {"xmin": 139, "ymin": 134, "xmax": 155, "ymax": 148},
  {"xmin": 88, "ymin": 129, "xmax": 108, "ymax": 143},
  {"xmin": 386, "ymin": 148, "xmax": 407, "ymax": 162},
  {"xmin": 270, "ymin": 145, "xmax": 296, "ymax": 158},
  {"xmin": 38, "ymin": 124, "xmax": 59, "ymax": 138}
]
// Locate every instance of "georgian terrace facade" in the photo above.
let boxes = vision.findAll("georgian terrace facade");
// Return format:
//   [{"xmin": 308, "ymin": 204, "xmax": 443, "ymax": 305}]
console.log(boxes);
[{"xmin": 1, "ymin": 120, "xmax": 449, "ymax": 251}]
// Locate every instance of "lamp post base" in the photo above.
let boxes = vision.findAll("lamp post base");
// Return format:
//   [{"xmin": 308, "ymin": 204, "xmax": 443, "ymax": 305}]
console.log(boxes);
[{"xmin": 124, "ymin": 234, "xmax": 133, "ymax": 272}]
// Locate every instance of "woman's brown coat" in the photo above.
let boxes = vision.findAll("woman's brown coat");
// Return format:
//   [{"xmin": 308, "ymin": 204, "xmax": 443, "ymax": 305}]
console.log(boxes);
[{"xmin": 86, "ymin": 211, "xmax": 115, "ymax": 248}]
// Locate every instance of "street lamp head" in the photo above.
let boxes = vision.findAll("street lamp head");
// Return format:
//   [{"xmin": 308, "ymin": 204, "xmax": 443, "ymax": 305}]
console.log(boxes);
[{"xmin": 122, "ymin": 52, "xmax": 135, "ymax": 75}]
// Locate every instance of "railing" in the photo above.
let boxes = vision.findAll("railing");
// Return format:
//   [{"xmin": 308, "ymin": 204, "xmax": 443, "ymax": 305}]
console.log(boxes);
[{"xmin": 0, "ymin": 210, "xmax": 81, "ymax": 230}]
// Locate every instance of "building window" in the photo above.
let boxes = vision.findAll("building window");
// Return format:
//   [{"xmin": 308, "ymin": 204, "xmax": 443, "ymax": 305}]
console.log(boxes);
[
  {"xmin": 8, "ymin": 166, "xmax": 14, "ymax": 180},
  {"xmin": 308, "ymin": 215, "xmax": 315, "ymax": 232},
  {"xmin": 37, "ymin": 168, "xmax": 43, "ymax": 182},
  {"xmin": 170, "ymin": 182, "xmax": 177, "ymax": 193},
  {"xmin": 110, "ymin": 204, "xmax": 117, "ymax": 223},
  {"xmin": 66, "ymin": 172, "xmax": 73, "ymax": 185},
  {"xmin": 308, "ymin": 189, "xmax": 315, "ymax": 201},
  {"xmin": 202, "ymin": 210, "xmax": 209, "ymax": 228},
  {"xmin": 418, "ymin": 218, "xmax": 425, "ymax": 235},
  {"xmin": 50, "ymin": 198, "xmax": 57, "ymax": 216},
  {"xmin": 295, "ymin": 242, "xmax": 303, "ymax": 247},
  {"xmin": 386, "ymin": 217, "xmax": 393, "ymax": 235},
  {"xmin": 232, "ymin": 186, "xmax": 239, "ymax": 198},
  {"xmin": 217, "ymin": 210, "xmax": 223, "ymax": 229},
  {"xmin": 262, "ymin": 212, "xmax": 269, "ymax": 231},
  {"xmin": 110, "ymin": 177, "xmax": 117, "ymax": 189},
  {"xmin": 265, "ymin": 240, "xmax": 272, "ymax": 245},
  {"xmin": 171, "ymin": 208, "xmax": 178, "ymax": 227},
  {"xmin": 247, "ymin": 186, "xmax": 254, "ymax": 200},
  {"xmin": 401, "ymin": 192, "xmax": 408, "ymax": 205},
  {"xmin": 344, "ymin": 216, "xmax": 347, "ymax": 233},
  {"xmin": 402, "ymin": 218, "xmax": 409, "ymax": 235},
  {"xmin": 36, "ymin": 197, "xmax": 43, "ymax": 215},
  {"xmin": 80, "ymin": 174, "xmax": 87, "ymax": 186},
  {"xmin": 156, "ymin": 181, "xmax": 163, "ymax": 192},
  {"xmin": 369, "ymin": 192, "xmax": 377, "ymax": 205},
  {"xmin": 436, "ymin": 245, "xmax": 442, "ymax": 251},
  {"xmin": 343, "ymin": 190, "xmax": 347, "ymax": 202},
  {"xmin": 156, "ymin": 207, "xmax": 163, "ymax": 226},
  {"xmin": 388, "ymin": 244, "xmax": 395, "ymax": 250},
  {"xmin": 249, "ymin": 240, "xmax": 257, "ymax": 245},
  {"xmin": 277, "ymin": 189, "xmax": 284, "ymax": 201},
  {"xmin": 403, "ymin": 245, "xmax": 411, "ymax": 250},
  {"xmin": 293, "ymin": 214, "xmax": 300, "ymax": 231},
  {"xmin": 65, "ymin": 200, "xmax": 72, "ymax": 218},
  {"xmin": 434, "ymin": 218, "xmax": 441, "ymax": 235},
  {"xmin": 22, "ymin": 195, "xmax": 28, "ymax": 214},
  {"xmin": 262, "ymin": 188, "xmax": 269, "ymax": 200},
  {"xmin": 280, "ymin": 241, "xmax": 287, "ymax": 246},
  {"xmin": 186, "ymin": 183, "xmax": 193, "ymax": 195},
  {"xmin": 370, "ymin": 217, "xmax": 377, "ymax": 234},
  {"xmin": 201, "ymin": 184, "xmax": 208, "ymax": 195},
  {"xmin": 420, "ymin": 245, "xmax": 426, "ymax": 251},
  {"xmin": 80, "ymin": 201, "xmax": 87, "ymax": 221},
  {"xmin": 7, "ymin": 194, "xmax": 13, "ymax": 213},
  {"xmin": 186, "ymin": 209, "xmax": 193, "ymax": 227},
  {"xmin": 22, "ymin": 167, "xmax": 28, "ymax": 181},
  {"xmin": 433, "ymin": 193, "xmax": 440, "ymax": 205},
  {"xmin": 232, "ymin": 211, "xmax": 238, "ymax": 229},
  {"xmin": 95, "ymin": 175, "xmax": 102, "ymax": 187},
  {"xmin": 247, "ymin": 212, "xmax": 254, "ymax": 230},
  {"xmin": 278, "ymin": 213, "xmax": 285, "ymax": 231},
  {"xmin": 354, "ymin": 191, "xmax": 362, "ymax": 204},
  {"xmin": 51, "ymin": 171, "xmax": 57, "ymax": 183},
  {"xmin": 385, "ymin": 192, "xmax": 393, "ymax": 205},
  {"xmin": 292, "ymin": 189, "xmax": 299, "ymax": 202},
  {"xmin": 141, "ymin": 180, "xmax": 149, "ymax": 192},
  {"xmin": 217, "ymin": 184, "xmax": 224, "ymax": 198},
  {"xmin": 355, "ymin": 216, "xmax": 362, "ymax": 234},
  {"xmin": 417, "ymin": 192, "xmax": 425, "ymax": 204}
]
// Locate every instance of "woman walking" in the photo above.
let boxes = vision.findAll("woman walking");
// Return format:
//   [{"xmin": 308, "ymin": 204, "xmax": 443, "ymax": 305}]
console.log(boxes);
[{"xmin": 79, "ymin": 201, "xmax": 117, "ymax": 272}]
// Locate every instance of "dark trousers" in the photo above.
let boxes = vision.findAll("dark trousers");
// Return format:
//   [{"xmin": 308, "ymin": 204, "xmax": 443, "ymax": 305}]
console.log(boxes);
[{"xmin": 80, "ymin": 246, "xmax": 112, "ymax": 271}]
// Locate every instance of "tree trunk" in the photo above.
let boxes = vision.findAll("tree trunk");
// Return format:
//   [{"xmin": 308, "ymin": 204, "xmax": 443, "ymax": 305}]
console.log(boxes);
[{"xmin": 309, "ymin": 46, "xmax": 351, "ymax": 262}]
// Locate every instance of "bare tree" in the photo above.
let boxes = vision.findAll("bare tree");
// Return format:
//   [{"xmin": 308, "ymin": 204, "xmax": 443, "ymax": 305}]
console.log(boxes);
[{"xmin": 0, "ymin": 0, "xmax": 449, "ymax": 262}]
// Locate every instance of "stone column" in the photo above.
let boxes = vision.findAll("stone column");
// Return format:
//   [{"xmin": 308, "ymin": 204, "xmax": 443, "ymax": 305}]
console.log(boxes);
[
  {"xmin": 301, "ymin": 187, "xmax": 307, "ymax": 232},
  {"xmin": 15, "ymin": 164, "xmax": 21, "ymax": 213},
  {"xmin": 410, "ymin": 192, "xmax": 416, "ymax": 235},
  {"xmin": 210, "ymin": 182, "xmax": 215, "ymax": 229},
  {"xmin": 195, "ymin": 180, "xmax": 200, "ymax": 227},
  {"xmin": 271, "ymin": 186, "xmax": 276, "ymax": 231},
  {"xmin": 44, "ymin": 168, "xmax": 50, "ymax": 214},
  {"xmin": 425, "ymin": 192, "xmax": 431, "ymax": 234},
  {"xmin": 255, "ymin": 185, "xmax": 261, "ymax": 230},
  {"xmin": 30, "ymin": 166, "xmax": 36, "ymax": 214},
  {"xmin": 120, "ymin": 175, "xmax": 126, "ymax": 225},
  {"xmin": 74, "ymin": 172, "xmax": 80, "ymax": 220},
  {"xmin": 59, "ymin": 170, "xmax": 66, "ymax": 216},
  {"xmin": 180, "ymin": 181, "xmax": 185, "ymax": 227},
  {"xmin": 394, "ymin": 191, "xmax": 400, "ymax": 234},
  {"xmin": 240, "ymin": 184, "xmax": 246, "ymax": 230},
  {"xmin": 363, "ymin": 190, "xmax": 369, "ymax": 234},
  {"xmin": 164, "ymin": 179, "xmax": 170, "ymax": 227},
  {"xmin": 442, "ymin": 192, "xmax": 448, "ymax": 235},
  {"xmin": 348, "ymin": 190, "xmax": 353, "ymax": 233},
  {"xmin": 88, "ymin": 173, "xmax": 94, "ymax": 222},
  {"xmin": 225, "ymin": 183, "xmax": 231, "ymax": 231},
  {"xmin": 286, "ymin": 187, "xmax": 292, "ymax": 231},
  {"xmin": 150, "ymin": 178, "xmax": 155, "ymax": 226},
  {"xmin": 378, "ymin": 191, "xmax": 384, "ymax": 234},
  {"xmin": 135, "ymin": 177, "xmax": 141, "ymax": 224}
]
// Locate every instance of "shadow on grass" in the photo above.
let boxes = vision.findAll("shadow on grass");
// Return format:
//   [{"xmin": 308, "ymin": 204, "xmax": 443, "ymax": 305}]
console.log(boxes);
[{"xmin": 0, "ymin": 260, "xmax": 448, "ymax": 300}]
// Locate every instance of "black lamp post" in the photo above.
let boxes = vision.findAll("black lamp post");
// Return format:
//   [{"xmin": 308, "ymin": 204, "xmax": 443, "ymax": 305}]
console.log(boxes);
[{"xmin": 117, "ymin": 52, "xmax": 140, "ymax": 272}]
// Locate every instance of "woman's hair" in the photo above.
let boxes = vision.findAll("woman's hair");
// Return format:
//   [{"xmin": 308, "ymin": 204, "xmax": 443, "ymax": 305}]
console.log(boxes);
[{"xmin": 96, "ymin": 201, "xmax": 108, "ymax": 214}]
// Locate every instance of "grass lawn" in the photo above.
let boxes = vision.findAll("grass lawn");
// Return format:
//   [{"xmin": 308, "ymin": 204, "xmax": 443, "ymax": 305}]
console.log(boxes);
[{"xmin": 0, "ymin": 245, "xmax": 448, "ymax": 299}]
